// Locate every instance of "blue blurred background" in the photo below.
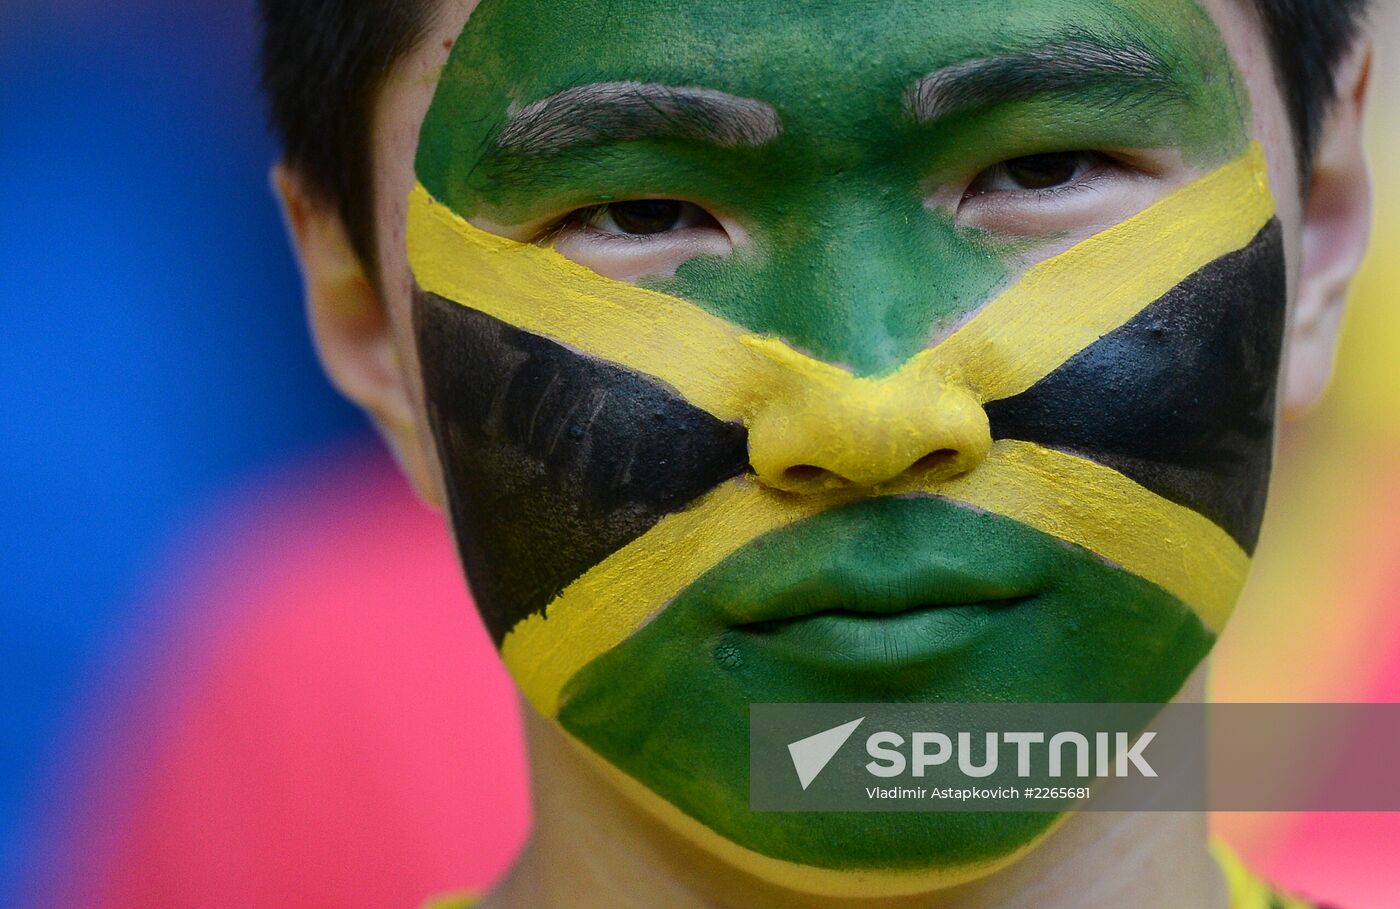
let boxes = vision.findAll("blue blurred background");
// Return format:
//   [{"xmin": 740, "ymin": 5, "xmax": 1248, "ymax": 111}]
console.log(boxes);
[{"xmin": 1, "ymin": 0, "xmax": 366, "ymax": 896}]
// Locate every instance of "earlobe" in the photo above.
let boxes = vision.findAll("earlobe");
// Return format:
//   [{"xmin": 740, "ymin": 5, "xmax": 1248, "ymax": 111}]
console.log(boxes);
[
  {"xmin": 1283, "ymin": 42, "xmax": 1374, "ymax": 419},
  {"xmin": 272, "ymin": 164, "xmax": 444, "ymax": 507}
]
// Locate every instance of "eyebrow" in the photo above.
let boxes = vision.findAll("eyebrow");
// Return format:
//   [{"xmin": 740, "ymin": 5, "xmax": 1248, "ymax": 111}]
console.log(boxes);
[
  {"xmin": 904, "ymin": 37, "xmax": 1181, "ymax": 125},
  {"xmin": 493, "ymin": 81, "xmax": 782, "ymax": 157}
]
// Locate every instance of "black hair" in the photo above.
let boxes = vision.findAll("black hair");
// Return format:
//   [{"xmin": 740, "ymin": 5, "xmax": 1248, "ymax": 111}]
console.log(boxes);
[
  {"xmin": 259, "ymin": 0, "xmax": 438, "ymax": 267},
  {"xmin": 258, "ymin": 0, "xmax": 1370, "ymax": 269},
  {"xmin": 1254, "ymin": 0, "xmax": 1371, "ymax": 174}
]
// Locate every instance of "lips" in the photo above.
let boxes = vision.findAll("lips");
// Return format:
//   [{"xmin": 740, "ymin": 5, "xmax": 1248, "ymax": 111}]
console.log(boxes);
[
  {"xmin": 738, "ymin": 597, "xmax": 1030, "ymax": 636},
  {"xmin": 711, "ymin": 544, "xmax": 1043, "ymax": 674},
  {"xmin": 719, "ymin": 556, "xmax": 1038, "ymax": 629},
  {"xmin": 735, "ymin": 601, "xmax": 1032, "ymax": 674}
]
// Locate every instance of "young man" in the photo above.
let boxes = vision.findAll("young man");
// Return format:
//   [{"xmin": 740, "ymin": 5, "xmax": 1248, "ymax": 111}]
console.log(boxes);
[{"xmin": 263, "ymin": 1, "xmax": 1374, "ymax": 906}]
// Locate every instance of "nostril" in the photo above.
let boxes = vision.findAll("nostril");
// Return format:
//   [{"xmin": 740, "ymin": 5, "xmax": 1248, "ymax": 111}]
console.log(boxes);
[
  {"xmin": 913, "ymin": 449, "xmax": 959, "ymax": 473},
  {"xmin": 783, "ymin": 464, "xmax": 833, "ymax": 484}
]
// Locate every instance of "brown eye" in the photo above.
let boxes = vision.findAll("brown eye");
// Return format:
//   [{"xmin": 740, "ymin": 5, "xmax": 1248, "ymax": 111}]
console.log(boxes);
[
  {"xmin": 966, "ymin": 152, "xmax": 1100, "ymax": 198},
  {"xmin": 1003, "ymin": 153, "xmax": 1084, "ymax": 190},
  {"xmin": 577, "ymin": 199, "xmax": 715, "ymax": 237},
  {"xmin": 608, "ymin": 200, "xmax": 684, "ymax": 235}
]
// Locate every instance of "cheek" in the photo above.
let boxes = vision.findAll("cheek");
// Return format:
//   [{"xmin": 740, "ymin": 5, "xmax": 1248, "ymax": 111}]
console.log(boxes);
[
  {"xmin": 412, "ymin": 289, "xmax": 750, "ymax": 648},
  {"xmin": 987, "ymin": 220, "xmax": 1288, "ymax": 558},
  {"xmin": 550, "ymin": 229, "xmax": 734, "ymax": 283}
]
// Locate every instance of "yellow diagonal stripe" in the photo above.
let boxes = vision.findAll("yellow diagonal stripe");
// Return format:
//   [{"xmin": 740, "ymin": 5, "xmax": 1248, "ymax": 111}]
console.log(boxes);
[
  {"xmin": 408, "ymin": 185, "xmax": 771, "ymax": 424},
  {"xmin": 408, "ymin": 143, "xmax": 1274, "ymax": 415},
  {"xmin": 924, "ymin": 143, "xmax": 1275, "ymax": 401},
  {"xmin": 503, "ymin": 440, "xmax": 1249, "ymax": 717},
  {"xmin": 940, "ymin": 442, "xmax": 1248, "ymax": 632},
  {"xmin": 503, "ymin": 477, "xmax": 837, "ymax": 718}
]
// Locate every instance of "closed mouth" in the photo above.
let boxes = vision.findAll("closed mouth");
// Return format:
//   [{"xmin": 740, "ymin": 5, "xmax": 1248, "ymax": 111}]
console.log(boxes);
[
  {"xmin": 719, "ymin": 554, "xmax": 1041, "ymax": 672},
  {"xmin": 729, "ymin": 595, "xmax": 1036, "ymax": 673},
  {"xmin": 737, "ymin": 596, "xmax": 1033, "ymax": 636},
  {"xmin": 694, "ymin": 504, "xmax": 1052, "ymax": 676}
]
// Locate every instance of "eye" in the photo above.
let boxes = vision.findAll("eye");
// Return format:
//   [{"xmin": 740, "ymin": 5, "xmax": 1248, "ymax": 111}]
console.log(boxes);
[
  {"xmin": 574, "ymin": 199, "xmax": 716, "ymax": 237},
  {"xmin": 965, "ymin": 151, "xmax": 1104, "ymax": 198},
  {"xmin": 543, "ymin": 198, "xmax": 734, "ymax": 282},
  {"xmin": 951, "ymin": 148, "xmax": 1172, "ymax": 242}
]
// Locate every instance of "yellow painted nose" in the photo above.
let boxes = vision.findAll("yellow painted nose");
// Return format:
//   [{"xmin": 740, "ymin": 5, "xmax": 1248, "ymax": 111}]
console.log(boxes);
[{"xmin": 746, "ymin": 354, "xmax": 991, "ymax": 494}]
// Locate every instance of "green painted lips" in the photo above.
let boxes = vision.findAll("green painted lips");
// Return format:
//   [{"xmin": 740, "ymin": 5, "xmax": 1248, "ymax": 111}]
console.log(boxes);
[
  {"xmin": 557, "ymin": 496, "xmax": 1215, "ymax": 870},
  {"xmin": 413, "ymin": 0, "xmax": 1264, "ymax": 877}
]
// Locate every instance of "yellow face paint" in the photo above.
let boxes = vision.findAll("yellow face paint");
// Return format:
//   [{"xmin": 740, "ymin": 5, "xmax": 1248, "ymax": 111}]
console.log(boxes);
[
  {"xmin": 505, "ymin": 439, "xmax": 1249, "ymax": 717},
  {"xmin": 561, "ymin": 727, "xmax": 1070, "ymax": 897},
  {"xmin": 926, "ymin": 144, "xmax": 1275, "ymax": 401},
  {"xmin": 408, "ymin": 144, "xmax": 1273, "ymax": 418}
]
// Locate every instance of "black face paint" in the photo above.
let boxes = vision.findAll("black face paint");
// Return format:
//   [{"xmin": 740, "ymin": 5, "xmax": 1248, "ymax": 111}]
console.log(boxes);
[
  {"xmin": 414, "ymin": 291, "xmax": 750, "ymax": 644},
  {"xmin": 987, "ymin": 221, "xmax": 1287, "ymax": 552}
]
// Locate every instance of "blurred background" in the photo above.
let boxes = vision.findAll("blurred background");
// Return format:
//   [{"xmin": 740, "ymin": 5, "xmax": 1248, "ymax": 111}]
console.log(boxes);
[{"xmin": 1, "ymin": 2, "xmax": 1395, "ymax": 907}]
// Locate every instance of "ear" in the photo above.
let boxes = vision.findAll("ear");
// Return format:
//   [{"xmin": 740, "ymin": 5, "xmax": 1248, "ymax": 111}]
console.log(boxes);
[
  {"xmin": 1283, "ymin": 40, "xmax": 1375, "ymax": 418},
  {"xmin": 273, "ymin": 164, "xmax": 443, "ymax": 507}
]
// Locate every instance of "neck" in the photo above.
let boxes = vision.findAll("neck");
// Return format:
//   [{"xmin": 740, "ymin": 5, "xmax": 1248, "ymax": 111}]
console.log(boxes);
[{"xmin": 489, "ymin": 675, "xmax": 1226, "ymax": 909}]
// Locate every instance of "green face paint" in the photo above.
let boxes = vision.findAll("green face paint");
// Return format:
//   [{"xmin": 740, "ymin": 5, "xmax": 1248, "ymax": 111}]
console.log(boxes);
[
  {"xmin": 559, "ymin": 496, "xmax": 1214, "ymax": 872},
  {"xmin": 417, "ymin": 0, "xmax": 1248, "ymax": 373},
  {"xmin": 408, "ymin": 0, "xmax": 1283, "ymax": 890}
]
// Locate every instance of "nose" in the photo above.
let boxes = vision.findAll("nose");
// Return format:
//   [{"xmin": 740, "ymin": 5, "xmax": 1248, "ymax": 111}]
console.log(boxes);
[{"xmin": 747, "ymin": 365, "xmax": 991, "ymax": 494}]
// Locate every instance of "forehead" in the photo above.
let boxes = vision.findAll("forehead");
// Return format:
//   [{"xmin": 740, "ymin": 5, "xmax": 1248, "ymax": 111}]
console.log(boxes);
[
  {"xmin": 415, "ymin": 0, "xmax": 1250, "ymax": 219},
  {"xmin": 439, "ymin": 0, "xmax": 1234, "ymax": 105}
]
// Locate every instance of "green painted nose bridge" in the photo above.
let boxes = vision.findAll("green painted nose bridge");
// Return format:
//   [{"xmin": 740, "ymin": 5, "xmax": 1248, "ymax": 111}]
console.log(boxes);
[{"xmin": 644, "ymin": 188, "xmax": 1007, "ymax": 377}]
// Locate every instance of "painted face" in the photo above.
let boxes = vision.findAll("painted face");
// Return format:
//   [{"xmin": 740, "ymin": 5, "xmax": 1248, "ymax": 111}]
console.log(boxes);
[{"xmin": 408, "ymin": 0, "xmax": 1285, "ymax": 894}]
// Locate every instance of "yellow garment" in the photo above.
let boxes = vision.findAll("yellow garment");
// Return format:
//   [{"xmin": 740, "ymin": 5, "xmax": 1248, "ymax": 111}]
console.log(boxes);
[
  {"xmin": 1214, "ymin": 841, "xmax": 1320, "ymax": 909},
  {"xmin": 421, "ymin": 891, "xmax": 479, "ymax": 909},
  {"xmin": 425, "ymin": 846, "xmax": 1319, "ymax": 908}
]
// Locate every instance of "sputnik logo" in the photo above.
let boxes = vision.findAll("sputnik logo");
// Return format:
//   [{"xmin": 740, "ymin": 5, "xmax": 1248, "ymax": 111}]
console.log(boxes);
[{"xmin": 788, "ymin": 717, "xmax": 866, "ymax": 790}]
